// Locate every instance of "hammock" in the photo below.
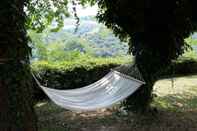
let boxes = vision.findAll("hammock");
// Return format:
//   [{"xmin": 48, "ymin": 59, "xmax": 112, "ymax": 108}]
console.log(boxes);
[{"xmin": 33, "ymin": 65, "xmax": 145, "ymax": 111}]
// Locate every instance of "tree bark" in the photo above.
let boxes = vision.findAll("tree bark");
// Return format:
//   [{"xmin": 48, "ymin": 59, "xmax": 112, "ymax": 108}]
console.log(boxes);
[
  {"xmin": 0, "ymin": 0, "xmax": 37, "ymax": 130},
  {"xmin": 124, "ymin": 32, "xmax": 170, "ymax": 113}
]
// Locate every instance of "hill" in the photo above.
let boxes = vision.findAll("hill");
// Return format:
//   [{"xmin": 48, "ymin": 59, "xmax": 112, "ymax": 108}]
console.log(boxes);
[{"xmin": 29, "ymin": 17, "xmax": 129, "ymax": 61}]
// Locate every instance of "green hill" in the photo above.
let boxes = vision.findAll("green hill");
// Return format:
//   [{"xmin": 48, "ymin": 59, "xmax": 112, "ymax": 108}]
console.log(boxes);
[{"xmin": 29, "ymin": 17, "xmax": 129, "ymax": 61}]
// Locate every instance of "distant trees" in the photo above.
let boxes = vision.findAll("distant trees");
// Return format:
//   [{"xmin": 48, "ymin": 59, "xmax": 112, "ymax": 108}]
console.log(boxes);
[
  {"xmin": 29, "ymin": 21, "xmax": 129, "ymax": 60},
  {"xmin": 29, "ymin": 30, "xmax": 93, "ymax": 61}
]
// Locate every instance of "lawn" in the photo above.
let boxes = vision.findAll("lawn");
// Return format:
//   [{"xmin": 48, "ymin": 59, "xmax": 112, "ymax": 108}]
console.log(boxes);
[{"xmin": 35, "ymin": 75, "xmax": 197, "ymax": 131}]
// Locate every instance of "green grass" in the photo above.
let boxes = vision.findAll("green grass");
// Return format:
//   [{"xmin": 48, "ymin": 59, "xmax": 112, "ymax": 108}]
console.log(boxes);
[{"xmin": 153, "ymin": 75, "xmax": 197, "ymax": 111}]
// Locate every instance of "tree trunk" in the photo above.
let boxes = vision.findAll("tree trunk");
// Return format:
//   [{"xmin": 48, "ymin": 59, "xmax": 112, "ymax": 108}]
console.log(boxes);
[
  {"xmin": 125, "ymin": 32, "xmax": 171, "ymax": 113},
  {"xmin": 0, "ymin": 0, "xmax": 37, "ymax": 130}
]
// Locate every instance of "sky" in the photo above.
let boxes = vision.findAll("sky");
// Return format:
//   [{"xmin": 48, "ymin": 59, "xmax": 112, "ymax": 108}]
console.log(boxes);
[
  {"xmin": 51, "ymin": 4, "xmax": 98, "ymax": 29},
  {"xmin": 68, "ymin": 4, "xmax": 98, "ymax": 17}
]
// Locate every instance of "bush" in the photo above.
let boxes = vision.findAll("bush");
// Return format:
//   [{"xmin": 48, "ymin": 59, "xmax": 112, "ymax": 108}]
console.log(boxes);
[
  {"xmin": 31, "ymin": 56, "xmax": 131, "ymax": 100},
  {"xmin": 161, "ymin": 58, "xmax": 197, "ymax": 79},
  {"xmin": 31, "ymin": 55, "xmax": 197, "ymax": 100},
  {"xmin": 171, "ymin": 58, "xmax": 197, "ymax": 75}
]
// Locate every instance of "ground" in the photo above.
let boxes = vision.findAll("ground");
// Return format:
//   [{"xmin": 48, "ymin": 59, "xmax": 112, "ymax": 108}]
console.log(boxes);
[{"xmin": 35, "ymin": 75, "xmax": 197, "ymax": 131}]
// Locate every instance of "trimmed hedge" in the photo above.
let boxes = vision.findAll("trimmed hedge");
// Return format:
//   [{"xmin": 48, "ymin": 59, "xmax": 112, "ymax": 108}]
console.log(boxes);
[
  {"xmin": 31, "ymin": 57, "xmax": 131, "ymax": 99},
  {"xmin": 161, "ymin": 58, "xmax": 197, "ymax": 79}
]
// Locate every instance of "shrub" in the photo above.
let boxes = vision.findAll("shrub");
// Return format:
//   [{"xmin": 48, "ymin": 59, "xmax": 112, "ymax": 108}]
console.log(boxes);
[
  {"xmin": 161, "ymin": 58, "xmax": 197, "ymax": 79},
  {"xmin": 31, "ymin": 55, "xmax": 197, "ymax": 100}
]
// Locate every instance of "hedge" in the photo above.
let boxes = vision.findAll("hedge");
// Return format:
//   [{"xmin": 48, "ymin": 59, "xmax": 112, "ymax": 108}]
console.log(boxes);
[
  {"xmin": 161, "ymin": 58, "xmax": 197, "ymax": 78},
  {"xmin": 31, "ymin": 56, "xmax": 197, "ymax": 100}
]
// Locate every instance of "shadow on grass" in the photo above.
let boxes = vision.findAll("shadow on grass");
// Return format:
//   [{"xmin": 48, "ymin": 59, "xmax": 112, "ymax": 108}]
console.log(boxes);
[{"xmin": 35, "ymin": 86, "xmax": 197, "ymax": 131}]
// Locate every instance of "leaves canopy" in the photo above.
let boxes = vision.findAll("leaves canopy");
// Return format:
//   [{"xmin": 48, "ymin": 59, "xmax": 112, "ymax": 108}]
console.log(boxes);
[
  {"xmin": 25, "ymin": 0, "xmax": 70, "ymax": 32},
  {"xmin": 96, "ymin": 0, "xmax": 197, "ymax": 57}
]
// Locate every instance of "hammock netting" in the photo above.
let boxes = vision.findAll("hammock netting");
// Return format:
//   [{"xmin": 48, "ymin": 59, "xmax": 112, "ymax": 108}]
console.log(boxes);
[{"xmin": 33, "ymin": 64, "xmax": 145, "ymax": 111}]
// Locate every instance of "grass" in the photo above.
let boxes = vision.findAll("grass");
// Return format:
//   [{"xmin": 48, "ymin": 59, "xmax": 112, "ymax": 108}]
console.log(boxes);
[
  {"xmin": 153, "ymin": 75, "xmax": 197, "ymax": 111},
  {"xmin": 35, "ymin": 75, "xmax": 197, "ymax": 131}
]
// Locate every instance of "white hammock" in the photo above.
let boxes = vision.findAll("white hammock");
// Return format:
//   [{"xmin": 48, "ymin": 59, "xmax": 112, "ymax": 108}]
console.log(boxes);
[{"xmin": 33, "ymin": 69, "xmax": 145, "ymax": 111}]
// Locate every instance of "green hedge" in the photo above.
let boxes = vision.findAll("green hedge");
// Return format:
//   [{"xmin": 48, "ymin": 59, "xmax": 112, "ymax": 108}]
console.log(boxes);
[
  {"xmin": 31, "ymin": 57, "xmax": 131, "ymax": 99},
  {"xmin": 31, "ymin": 56, "xmax": 197, "ymax": 100},
  {"xmin": 161, "ymin": 58, "xmax": 197, "ymax": 79}
]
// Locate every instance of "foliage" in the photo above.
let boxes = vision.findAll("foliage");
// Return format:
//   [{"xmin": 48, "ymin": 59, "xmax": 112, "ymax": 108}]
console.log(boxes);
[
  {"xmin": 155, "ymin": 58, "xmax": 197, "ymax": 79},
  {"xmin": 82, "ymin": 23, "xmax": 129, "ymax": 57},
  {"xmin": 95, "ymin": 0, "xmax": 196, "ymax": 57},
  {"xmin": 185, "ymin": 37, "xmax": 197, "ymax": 45},
  {"xmin": 25, "ymin": 0, "xmax": 97, "ymax": 32},
  {"xmin": 25, "ymin": 0, "xmax": 70, "ymax": 32},
  {"xmin": 28, "ymin": 29, "xmax": 96, "ymax": 61},
  {"xmin": 181, "ymin": 38, "xmax": 197, "ymax": 59},
  {"xmin": 28, "ymin": 20, "xmax": 129, "ymax": 60},
  {"xmin": 169, "ymin": 58, "xmax": 197, "ymax": 76},
  {"xmin": 32, "ymin": 56, "xmax": 130, "ymax": 71},
  {"xmin": 182, "ymin": 50, "xmax": 197, "ymax": 60},
  {"xmin": 84, "ymin": 0, "xmax": 197, "ymax": 112}
]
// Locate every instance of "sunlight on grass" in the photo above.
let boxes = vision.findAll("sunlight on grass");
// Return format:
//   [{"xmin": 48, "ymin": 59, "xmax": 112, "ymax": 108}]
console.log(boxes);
[{"xmin": 153, "ymin": 76, "xmax": 197, "ymax": 111}]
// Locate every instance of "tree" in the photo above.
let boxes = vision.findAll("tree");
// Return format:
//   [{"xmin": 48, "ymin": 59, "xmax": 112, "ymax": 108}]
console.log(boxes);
[
  {"xmin": 0, "ymin": 0, "xmax": 71, "ymax": 129},
  {"xmin": 25, "ymin": 0, "xmax": 69, "ymax": 32},
  {"xmin": 0, "ymin": 0, "xmax": 37, "ymax": 130},
  {"xmin": 92, "ymin": 0, "xmax": 197, "ymax": 112}
]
